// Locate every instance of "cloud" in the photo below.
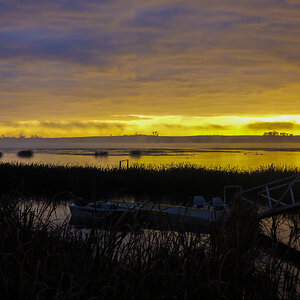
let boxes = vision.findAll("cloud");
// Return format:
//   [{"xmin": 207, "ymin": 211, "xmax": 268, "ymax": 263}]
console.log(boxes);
[
  {"xmin": 0, "ymin": 120, "xmax": 126, "ymax": 130},
  {"xmin": 246, "ymin": 121, "xmax": 300, "ymax": 131},
  {"xmin": 0, "ymin": 0, "xmax": 300, "ymax": 126},
  {"xmin": 1, "ymin": 117, "xmax": 300, "ymax": 137},
  {"xmin": 162, "ymin": 123, "xmax": 231, "ymax": 131},
  {"xmin": 0, "ymin": 120, "xmax": 128, "ymax": 137},
  {"xmin": 110, "ymin": 115, "xmax": 154, "ymax": 121}
]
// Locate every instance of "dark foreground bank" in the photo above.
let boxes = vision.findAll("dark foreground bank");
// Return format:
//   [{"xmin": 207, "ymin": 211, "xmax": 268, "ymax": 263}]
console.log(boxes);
[{"xmin": 0, "ymin": 197, "xmax": 299, "ymax": 300}]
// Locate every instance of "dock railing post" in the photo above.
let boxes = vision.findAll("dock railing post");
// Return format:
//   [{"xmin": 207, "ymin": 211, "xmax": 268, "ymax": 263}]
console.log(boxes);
[
  {"xmin": 265, "ymin": 185, "xmax": 272, "ymax": 208},
  {"xmin": 290, "ymin": 188, "xmax": 295, "ymax": 204},
  {"xmin": 119, "ymin": 159, "xmax": 129, "ymax": 169}
]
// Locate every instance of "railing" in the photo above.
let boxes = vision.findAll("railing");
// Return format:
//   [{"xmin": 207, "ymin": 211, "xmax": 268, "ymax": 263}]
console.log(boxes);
[{"xmin": 240, "ymin": 174, "xmax": 300, "ymax": 219}]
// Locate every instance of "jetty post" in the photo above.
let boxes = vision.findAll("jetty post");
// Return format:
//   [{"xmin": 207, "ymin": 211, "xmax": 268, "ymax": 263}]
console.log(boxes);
[{"xmin": 119, "ymin": 159, "xmax": 129, "ymax": 169}]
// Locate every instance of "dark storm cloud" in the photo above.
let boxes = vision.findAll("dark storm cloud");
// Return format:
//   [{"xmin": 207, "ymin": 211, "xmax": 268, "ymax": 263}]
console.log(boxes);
[
  {"xmin": 0, "ymin": 29, "xmax": 118, "ymax": 66},
  {"xmin": 1, "ymin": 0, "xmax": 298, "ymax": 68}
]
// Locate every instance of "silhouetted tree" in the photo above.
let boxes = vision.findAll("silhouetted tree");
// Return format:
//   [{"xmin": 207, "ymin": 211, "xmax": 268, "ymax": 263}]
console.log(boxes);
[{"xmin": 263, "ymin": 131, "xmax": 293, "ymax": 136}]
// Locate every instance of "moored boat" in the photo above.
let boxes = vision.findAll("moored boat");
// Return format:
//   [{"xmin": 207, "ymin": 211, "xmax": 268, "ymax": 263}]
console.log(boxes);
[{"xmin": 69, "ymin": 195, "xmax": 229, "ymax": 228}]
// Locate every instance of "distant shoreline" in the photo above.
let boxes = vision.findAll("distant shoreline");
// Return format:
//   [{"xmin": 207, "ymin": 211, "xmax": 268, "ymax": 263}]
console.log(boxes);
[
  {"xmin": 1, "ymin": 147, "xmax": 300, "ymax": 157},
  {"xmin": 0, "ymin": 134, "xmax": 299, "ymax": 150}
]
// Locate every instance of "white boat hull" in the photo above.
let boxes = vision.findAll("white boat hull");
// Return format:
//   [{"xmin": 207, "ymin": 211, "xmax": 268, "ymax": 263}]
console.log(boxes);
[{"xmin": 69, "ymin": 202, "xmax": 227, "ymax": 228}]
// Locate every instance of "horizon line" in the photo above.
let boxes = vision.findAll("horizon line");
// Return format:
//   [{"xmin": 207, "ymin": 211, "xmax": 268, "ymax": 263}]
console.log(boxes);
[{"xmin": 1, "ymin": 134, "xmax": 299, "ymax": 139}]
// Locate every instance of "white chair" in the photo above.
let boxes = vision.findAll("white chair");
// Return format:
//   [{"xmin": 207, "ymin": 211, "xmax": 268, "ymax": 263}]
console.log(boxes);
[
  {"xmin": 212, "ymin": 197, "xmax": 225, "ymax": 208},
  {"xmin": 193, "ymin": 196, "xmax": 206, "ymax": 208}
]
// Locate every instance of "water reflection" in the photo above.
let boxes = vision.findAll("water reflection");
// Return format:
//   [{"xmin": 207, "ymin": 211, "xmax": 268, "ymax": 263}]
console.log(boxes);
[
  {"xmin": 69, "ymin": 204, "xmax": 300, "ymax": 253},
  {"xmin": 0, "ymin": 147, "xmax": 300, "ymax": 170},
  {"xmin": 261, "ymin": 214, "xmax": 300, "ymax": 251},
  {"xmin": 29, "ymin": 200, "xmax": 300, "ymax": 251}
]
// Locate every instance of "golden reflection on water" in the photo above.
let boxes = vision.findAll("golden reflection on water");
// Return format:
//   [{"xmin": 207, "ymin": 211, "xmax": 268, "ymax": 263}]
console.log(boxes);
[{"xmin": 0, "ymin": 149, "xmax": 300, "ymax": 170}]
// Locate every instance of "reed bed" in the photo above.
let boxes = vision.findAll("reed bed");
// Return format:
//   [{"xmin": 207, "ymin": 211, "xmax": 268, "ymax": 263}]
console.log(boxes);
[
  {"xmin": 0, "ymin": 162, "xmax": 299, "ymax": 203},
  {"xmin": 0, "ymin": 197, "xmax": 299, "ymax": 299}
]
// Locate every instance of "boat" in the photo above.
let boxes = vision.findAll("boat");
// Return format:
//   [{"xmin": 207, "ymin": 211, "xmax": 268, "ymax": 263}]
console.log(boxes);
[{"xmin": 69, "ymin": 195, "xmax": 229, "ymax": 228}]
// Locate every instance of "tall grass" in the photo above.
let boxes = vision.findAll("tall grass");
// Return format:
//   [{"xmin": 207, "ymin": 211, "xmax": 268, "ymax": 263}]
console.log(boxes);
[
  {"xmin": 0, "ymin": 197, "xmax": 299, "ymax": 299},
  {"xmin": 0, "ymin": 162, "xmax": 298, "ymax": 203}
]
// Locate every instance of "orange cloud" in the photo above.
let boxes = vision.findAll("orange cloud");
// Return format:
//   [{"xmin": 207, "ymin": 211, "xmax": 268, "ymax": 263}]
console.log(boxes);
[{"xmin": 0, "ymin": 1, "xmax": 300, "ymax": 136}]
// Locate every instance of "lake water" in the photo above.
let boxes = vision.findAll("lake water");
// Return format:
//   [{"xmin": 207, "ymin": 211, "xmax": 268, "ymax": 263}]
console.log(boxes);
[
  {"xmin": 1, "ymin": 146, "xmax": 300, "ymax": 170},
  {"xmin": 29, "ymin": 200, "xmax": 300, "ymax": 253}
]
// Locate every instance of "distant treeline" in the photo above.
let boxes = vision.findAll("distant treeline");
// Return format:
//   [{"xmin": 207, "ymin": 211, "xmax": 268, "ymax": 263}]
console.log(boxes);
[{"xmin": 263, "ymin": 131, "xmax": 293, "ymax": 136}]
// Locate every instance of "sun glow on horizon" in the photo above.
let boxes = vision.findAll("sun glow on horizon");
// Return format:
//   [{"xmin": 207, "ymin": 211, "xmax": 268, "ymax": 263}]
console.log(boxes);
[{"xmin": 0, "ymin": 115, "xmax": 300, "ymax": 138}]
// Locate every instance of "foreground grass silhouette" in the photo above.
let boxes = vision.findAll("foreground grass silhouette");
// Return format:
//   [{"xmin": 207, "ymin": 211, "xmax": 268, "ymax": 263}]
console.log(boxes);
[{"xmin": 0, "ymin": 197, "xmax": 299, "ymax": 299}]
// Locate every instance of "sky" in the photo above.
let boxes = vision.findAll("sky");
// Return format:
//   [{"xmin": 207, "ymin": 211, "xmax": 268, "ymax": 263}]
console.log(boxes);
[{"xmin": 0, "ymin": 0, "xmax": 300, "ymax": 137}]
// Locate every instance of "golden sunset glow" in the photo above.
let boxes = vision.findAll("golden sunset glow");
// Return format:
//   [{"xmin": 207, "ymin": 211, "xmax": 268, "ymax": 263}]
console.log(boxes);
[
  {"xmin": 0, "ymin": 1, "xmax": 300, "ymax": 137},
  {"xmin": 1, "ymin": 115, "xmax": 300, "ymax": 138}
]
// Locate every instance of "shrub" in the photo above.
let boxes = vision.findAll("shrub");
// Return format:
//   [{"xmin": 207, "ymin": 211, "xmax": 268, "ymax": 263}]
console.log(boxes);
[{"xmin": 17, "ymin": 150, "xmax": 34, "ymax": 158}]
